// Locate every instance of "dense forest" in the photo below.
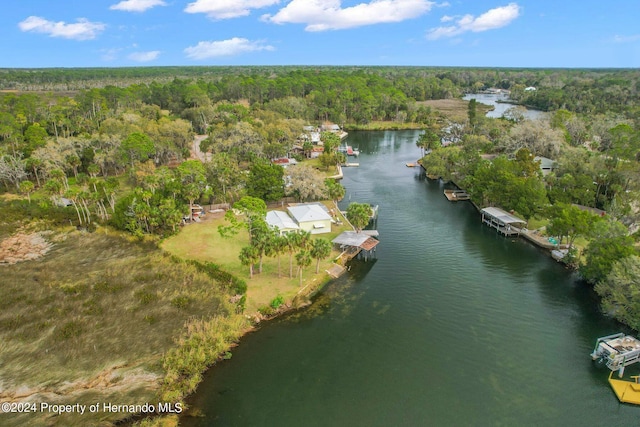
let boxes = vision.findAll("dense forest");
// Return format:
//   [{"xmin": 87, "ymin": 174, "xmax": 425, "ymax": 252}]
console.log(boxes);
[{"xmin": 1, "ymin": 66, "xmax": 640, "ymax": 330}]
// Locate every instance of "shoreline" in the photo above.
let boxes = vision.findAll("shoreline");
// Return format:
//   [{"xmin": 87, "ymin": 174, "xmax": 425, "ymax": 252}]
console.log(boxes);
[
  {"xmin": 424, "ymin": 172, "xmax": 572, "ymax": 266},
  {"xmin": 141, "ymin": 202, "xmax": 358, "ymax": 426}
]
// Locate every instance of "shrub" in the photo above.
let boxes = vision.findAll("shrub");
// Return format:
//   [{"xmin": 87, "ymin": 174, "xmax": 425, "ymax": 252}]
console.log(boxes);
[
  {"xmin": 56, "ymin": 321, "xmax": 83, "ymax": 340},
  {"xmin": 171, "ymin": 296, "xmax": 191, "ymax": 310},
  {"xmin": 270, "ymin": 295, "xmax": 284, "ymax": 309},
  {"xmin": 135, "ymin": 288, "xmax": 159, "ymax": 305}
]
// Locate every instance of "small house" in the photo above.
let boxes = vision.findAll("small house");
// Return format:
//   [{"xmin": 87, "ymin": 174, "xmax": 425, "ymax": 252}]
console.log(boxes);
[
  {"xmin": 266, "ymin": 210, "xmax": 300, "ymax": 235},
  {"xmin": 287, "ymin": 203, "xmax": 332, "ymax": 234},
  {"xmin": 534, "ymin": 156, "xmax": 556, "ymax": 176}
]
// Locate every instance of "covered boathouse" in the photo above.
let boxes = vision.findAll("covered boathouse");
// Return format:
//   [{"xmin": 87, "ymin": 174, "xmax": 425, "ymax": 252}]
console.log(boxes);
[
  {"xmin": 332, "ymin": 231, "xmax": 379, "ymax": 263},
  {"xmin": 480, "ymin": 207, "xmax": 526, "ymax": 236}
]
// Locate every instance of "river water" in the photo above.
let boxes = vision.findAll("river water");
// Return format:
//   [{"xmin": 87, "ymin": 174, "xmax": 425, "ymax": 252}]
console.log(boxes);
[
  {"xmin": 463, "ymin": 93, "xmax": 545, "ymax": 121},
  {"xmin": 182, "ymin": 131, "xmax": 636, "ymax": 426}
]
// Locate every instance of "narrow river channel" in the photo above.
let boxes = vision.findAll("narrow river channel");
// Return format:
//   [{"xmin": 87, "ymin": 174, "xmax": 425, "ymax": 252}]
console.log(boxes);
[{"xmin": 181, "ymin": 130, "xmax": 637, "ymax": 426}]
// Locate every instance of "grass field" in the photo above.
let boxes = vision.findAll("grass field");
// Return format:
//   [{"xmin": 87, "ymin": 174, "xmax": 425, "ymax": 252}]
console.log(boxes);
[
  {"xmin": 161, "ymin": 204, "xmax": 353, "ymax": 313},
  {"xmin": 0, "ymin": 227, "xmax": 244, "ymax": 427},
  {"xmin": 418, "ymin": 99, "xmax": 493, "ymax": 122}
]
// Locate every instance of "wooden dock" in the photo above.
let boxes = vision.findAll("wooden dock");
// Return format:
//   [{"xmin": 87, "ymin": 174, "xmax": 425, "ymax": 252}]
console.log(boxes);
[
  {"xmin": 444, "ymin": 189, "xmax": 470, "ymax": 201},
  {"xmin": 326, "ymin": 263, "xmax": 346, "ymax": 278}
]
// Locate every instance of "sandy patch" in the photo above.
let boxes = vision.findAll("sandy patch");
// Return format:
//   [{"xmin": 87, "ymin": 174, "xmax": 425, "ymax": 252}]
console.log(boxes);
[{"xmin": 0, "ymin": 232, "xmax": 53, "ymax": 265}]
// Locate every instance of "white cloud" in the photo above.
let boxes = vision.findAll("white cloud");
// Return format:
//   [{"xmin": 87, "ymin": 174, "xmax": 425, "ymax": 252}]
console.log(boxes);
[
  {"xmin": 184, "ymin": 38, "xmax": 275, "ymax": 59},
  {"xmin": 101, "ymin": 48, "xmax": 123, "ymax": 61},
  {"xmin": 18, "ymin": 16, "xmax": 106, "ymax": 40},
  {"xmin": 427, "ymin": 3, "xmax": 520, "ymax": 40},
  {"xmin": 440, "ymin": 14, "xmax": 454, "ymax": 22},
  {"xmin": 129, "ymin": 51, "xmax": 161, "ymax": 62},
  {"xmin": 185, "ymin": 0, "xmax": 280, "ymax": 20},
  {"xmin": 263, "ymin": 0, "xmax": 434, "ymax": 31},
  {"xmin": 110, "ymin": 0, "xmax": 167, "ymax": 12},
  {"xmin": 613, "ymin": 34, "xmax": 640, "ymax": 43}
]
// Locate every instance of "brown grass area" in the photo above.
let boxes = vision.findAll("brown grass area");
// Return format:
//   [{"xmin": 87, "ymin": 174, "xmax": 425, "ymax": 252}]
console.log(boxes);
[
  {"xmin": 0, "ymin": 228, "xmax": 238, "ymax": 426},
  {"xmin": 161, "ymin": 203, "xmax": 352, "ymax": 313},
  {"xmin": 419, "ymin": 99, "xmax": 492, "ymax": 122}
]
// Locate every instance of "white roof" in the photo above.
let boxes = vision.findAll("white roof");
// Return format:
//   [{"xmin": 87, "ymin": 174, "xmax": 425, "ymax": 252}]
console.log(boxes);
[
  {"xmin": 287, "ymin": 204, "xmax": 332, "ymax": 223},
  {"xmin": 266, "ymin": 210, "xmax": 299, "ymax": 230},
  {"xmin": 481, "ymin": 207, "xmax": 526, "ymax": 224}
]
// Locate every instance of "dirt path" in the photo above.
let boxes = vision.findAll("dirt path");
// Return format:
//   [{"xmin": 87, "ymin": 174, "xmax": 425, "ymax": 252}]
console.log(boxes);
[{"xmin": 191, "ymin": 134, "xmax": 210, "ymax": 162}]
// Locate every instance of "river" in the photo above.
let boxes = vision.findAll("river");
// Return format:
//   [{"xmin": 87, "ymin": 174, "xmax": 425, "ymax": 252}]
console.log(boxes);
[
  {"xmin": 463, "ymin": 93, "xmax": 545, "ymax": 121},
  {"xmin": 181, "ymin": 130, "xmax": 636, "ymax": 426}
]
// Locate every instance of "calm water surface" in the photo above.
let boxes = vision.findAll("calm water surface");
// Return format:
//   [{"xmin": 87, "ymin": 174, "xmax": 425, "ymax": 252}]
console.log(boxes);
[
  {"xmin": 463, "ymin": 93, "xmax": 545, "ymax": 120},
  {"xmin": 182, "ymin": 131, "xmax": 636, "ymax": 426}
]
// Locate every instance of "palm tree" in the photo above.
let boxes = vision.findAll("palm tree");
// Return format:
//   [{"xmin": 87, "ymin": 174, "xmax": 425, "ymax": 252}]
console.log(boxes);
[
  {"xmin": 266, "ymin": 233, "xmax": 287, "ymax": 278},
  {"xmin": 239, "ymin": 246, "xmax": 260, "ymax": 279},
  {"xmin": 295, "ymin": 250, "xmax": 312, "ymax": 286},
  {"xmin": 284, "ymin": 232, "xmax": 300, "ymax": 279},
  {"xmin": 252, "ymin": 222, "xmax": 272, "ymax": 274},
  {"xmin": 310, "ymin": 238, "xmax": 332, "ymax": 274}
]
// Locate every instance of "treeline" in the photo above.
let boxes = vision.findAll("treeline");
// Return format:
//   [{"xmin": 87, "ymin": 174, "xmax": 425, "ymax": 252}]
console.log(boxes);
[{"xmin": 3, "ymin": 66, "xmax": 639, "ymax": 119}]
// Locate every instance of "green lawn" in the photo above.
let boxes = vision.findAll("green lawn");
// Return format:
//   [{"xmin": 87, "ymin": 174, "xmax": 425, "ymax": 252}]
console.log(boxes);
[{"xmin": 161, "ymin": 203, "xmax": 353, "ymax": 313}]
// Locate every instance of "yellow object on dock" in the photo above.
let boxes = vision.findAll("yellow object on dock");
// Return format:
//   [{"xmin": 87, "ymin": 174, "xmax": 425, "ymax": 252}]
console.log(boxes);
[{"xmin": 608, "ymin": 372, "xmax": 640, "ymax": 405}]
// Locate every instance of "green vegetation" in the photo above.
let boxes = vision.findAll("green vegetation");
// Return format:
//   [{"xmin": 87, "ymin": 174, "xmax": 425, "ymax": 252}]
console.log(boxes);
[
  {"xmin": 2, "ymin": 65, "xmax": 640, "ymax": 425},
  {"xmin": 346, "ymin": 202, "xmax": 373, "ymax": 232},
  {"xmin": 162, "ymin": 210, "xmax": 351, "ymax": 313}
]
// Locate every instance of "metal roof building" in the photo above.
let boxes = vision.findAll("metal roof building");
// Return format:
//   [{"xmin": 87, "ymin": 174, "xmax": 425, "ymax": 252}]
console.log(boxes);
[{"xmin": 480, "ymin": 207, "xmax": 526, "ymax": 236}]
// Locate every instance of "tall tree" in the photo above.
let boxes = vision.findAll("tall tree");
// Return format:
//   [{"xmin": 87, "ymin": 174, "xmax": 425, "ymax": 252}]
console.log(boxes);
[
  {"xmin": 595, "ymin": 256, "xmax": 640, "ymax": 330},
  {"xmin": 295, "ymin": 250, "xmax": 312, "ymax": 286},
  {"xmin": 247, "ymin": 160, "xmax": 284, "ymax": 202},
  {"xmin": 416, "ymin": 127, "xmax": 440, "ymax": 157},
  {"xmin": 120, "ymin": 132, "xmax": 155, "ymax": 168},
  {"xmin": 239, "ymin": 245, "xmax": 260, "ymax": 279}
]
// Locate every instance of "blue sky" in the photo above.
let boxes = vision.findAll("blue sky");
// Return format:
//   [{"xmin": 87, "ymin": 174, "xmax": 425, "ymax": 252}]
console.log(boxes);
[{"xmin": 1, "ymin": 0, "xmax": 639, "ymax": 68}]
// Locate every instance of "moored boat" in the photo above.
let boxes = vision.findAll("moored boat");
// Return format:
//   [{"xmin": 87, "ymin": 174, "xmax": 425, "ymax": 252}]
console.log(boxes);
[{"xmin": 591, "ymin": 333, "xmax": 640, "ymax": 376}]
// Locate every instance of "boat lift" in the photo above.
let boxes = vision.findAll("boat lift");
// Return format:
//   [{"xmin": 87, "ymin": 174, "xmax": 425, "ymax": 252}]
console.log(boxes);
[{"xmin": 591, "ymin": 333, "xmax": 640, "ymax": 377}]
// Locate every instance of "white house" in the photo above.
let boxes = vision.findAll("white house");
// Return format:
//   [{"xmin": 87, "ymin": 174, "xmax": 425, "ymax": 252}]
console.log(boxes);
[
  {"xmin": 266, "ymin": 210, "xmax": 300, "ymax": 235},
  {"xmin": 287, "ymin": 203, "xmax": 333, "ymax": 234},
  {"xmin": 534, "ymin": 156, "xmax": 556, "ymax": 176}
]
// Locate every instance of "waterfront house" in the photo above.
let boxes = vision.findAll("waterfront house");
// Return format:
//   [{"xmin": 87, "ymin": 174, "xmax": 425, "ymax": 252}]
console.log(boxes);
[
  {"xmin": 266, "ymin": 210, "xmax": 300, "ymax": 235},
  {"xmin": 287, "ymin": 203, "xmax": 333, "ymax": 234}
]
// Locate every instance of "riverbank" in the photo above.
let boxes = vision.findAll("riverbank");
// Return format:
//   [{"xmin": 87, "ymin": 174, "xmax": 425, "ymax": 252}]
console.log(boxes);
[
  {"xmin": 425, "ymin": 173, "xmax": 571, "ymax": 263},
  {"xmin": 344, "ymin": 121, "xmax": 423, "ymax": 131}
]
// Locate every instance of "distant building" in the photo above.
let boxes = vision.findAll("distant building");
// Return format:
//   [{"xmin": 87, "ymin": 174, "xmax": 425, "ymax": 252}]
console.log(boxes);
[
  {"xmin": 320, "ymin": 123, "xmax": 341, "ymax": 132},
  {"xmin": 534, "ymin": 156, "xmax": 556, "ymax": 176},
  {"xmin": 272, "ymin": 157, "xmax": 298, "ymax": 167}
]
